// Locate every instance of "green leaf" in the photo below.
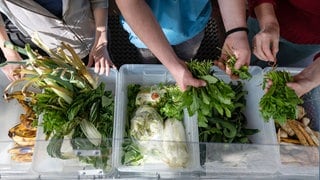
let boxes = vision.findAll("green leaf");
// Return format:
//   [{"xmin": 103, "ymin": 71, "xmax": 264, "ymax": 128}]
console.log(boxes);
[{"xmin": 200, "ymin": 75, "xmax": 218, "ymax": 84}]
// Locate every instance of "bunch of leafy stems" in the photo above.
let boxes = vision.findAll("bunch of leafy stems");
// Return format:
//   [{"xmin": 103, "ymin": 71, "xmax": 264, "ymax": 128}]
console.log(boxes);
[{"xmin": 1, "ymin": 40, "xmax": 114, "ymax": 170}]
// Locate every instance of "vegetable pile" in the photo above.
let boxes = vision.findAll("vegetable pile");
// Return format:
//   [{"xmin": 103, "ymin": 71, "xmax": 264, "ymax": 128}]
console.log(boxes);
[
  {"xmin": 1, "ymin": 40, "xmax": 114, "ymax": 170},
  {"xmin": 259, "ymin": 70, "xmax": 303, "ymax": 125},
  {"xmin": 276, "ymin": 106, "xmax": 319, "ymax": 147},
  {"xmin": 259, "ymin": 70, "xmax": 319, "ymax": 165},
  {"xmin": 199, "ymin": 82, "xmax": 259, "ymax": 143},
  {"xmin": 123, "ymin": 84, "xmax": 189, "ymax": 168},
  {"xmin": 276, "ymin": 105, "xmax": 319, "ymax": 166},
  {"xmin": 6, "ymin": 92, "xmax": 37, "ymax": 162},
  {"xmin": 184, "ymin": 60, "xmax": 258, "ymax": 143},
  {"xmin": 183, "ymin": 60, "xmax": 236, "ymax": 128},
  {"xmin": 123, "ymin": 60, "xmax": 259, "ymax": 167}
]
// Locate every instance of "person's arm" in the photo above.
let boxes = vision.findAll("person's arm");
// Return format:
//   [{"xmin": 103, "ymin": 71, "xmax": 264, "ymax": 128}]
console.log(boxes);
[
  {"xmin": 251, "ymin": 1, "xmax": 279, "ymax": 62},
  {"xmin": 87, "ymin": 5, "xmax": 116, "ymax": 76},
  {"xmin": 0, "ymin": 15, "xmax": 22, "ymax": 81},
  {"xmin": 115, "ymin": 0, "xmax": 206, "ymax": 91},
  {"xmin": 287, "ymin": 55, "xmax": 320, "ymax": 97},
  {"xmin": 217, "ymin": 0, "xmax": 251, "ymax": 77}
]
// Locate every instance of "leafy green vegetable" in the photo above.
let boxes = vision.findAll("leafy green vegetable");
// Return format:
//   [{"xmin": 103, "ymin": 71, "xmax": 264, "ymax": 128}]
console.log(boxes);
[
  {"xmin": 225, "ymin": 53, "xmax": 252, "ymax": 80},
  {"xmin": 121, "ymin": 139, "xmax": 144, "ymax": 166},
  {"xmin": 162, "ymin": 118, "xmax": 189, "ymax": 168},
  {"xmin": 259, "ymin": 70, "xmax": 303, "ymax": 125},
  {"xmin": 127, "ymin": 84, "xmax": 142, "ymax": 121},
  {"xmin": 218, "ymin": 47, "xmax": 252, "ymax": 80},
  {"xmin": 183, "ymin": 60, "xmax": 236, "ymax": 127},
  {"xmin": 130, "ymin": 105, "xmax": 164, "ymax": 143},
  {"xmin": 122, "ymin": 84, "xmax": 143, "ymax": 165},
  {"xmin": 199, "ymin": 82, "xmax": 259, "ymax": 143},
  {"xmin": 157, "ymin": 85, "xmax": 184, "ymax": 120},
  {"xmin": 3, "ymin": 41, "xmax": 114, "ymax": 170},
  {"xmin": 124, "ymin": 84, "xmax": 188, "ymax": 167}
]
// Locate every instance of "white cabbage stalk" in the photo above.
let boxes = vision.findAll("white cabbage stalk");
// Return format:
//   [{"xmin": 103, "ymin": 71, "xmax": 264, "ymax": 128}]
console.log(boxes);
[
  {"xmin": 130, "ymin": 105, "xmax": 164, "ymax": 154},
  {"xmin": 162, "ymin": 118, "xmax": 189, "ymax": 168}
]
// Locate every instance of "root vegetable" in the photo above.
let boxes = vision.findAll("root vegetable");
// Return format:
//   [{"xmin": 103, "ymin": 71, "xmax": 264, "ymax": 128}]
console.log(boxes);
[
  {"xmin": 304, "ymin": 126, "xmax": 319, "ymax": 146},
  {"xmin": 280, "ymin": 122, "xmax": 295, "ymax": 136},
  {"xmin": 301, "ymin": 117, "xmax": 310, "ymax": 127},
  {"xmin": 287, "ymin": 120, "xmax": 308, "ymax": 145},
  {"xmin": 279, "ymin": 128, "xmax": 288, "ymax": 138},
  {"xmin": 296, "ymin": 105, "xmax": 306, "ymax": 120},
  {"xmin": 280, "ymin": 137, "xmax": 301, "ymax": 144}
]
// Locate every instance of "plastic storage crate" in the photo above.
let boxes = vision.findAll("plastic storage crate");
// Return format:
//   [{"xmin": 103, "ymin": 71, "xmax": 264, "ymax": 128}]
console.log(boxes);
[
  {"xmin": 0, "ymin": 69, "xmax": 118, "ymax": 179},
  {"xmin": 30, "ymin": 68, "xmax": 118, "ymax": 178},
  {"xmin": 1, "ymin": 65, "xmax": 319, "ymax": 179},
  {"xmin": 0, "ymin": 71, "xmax": 36, "ymax": 178},
  {"xmin": 263, "ymin": 67, "xmax": 319, "ymax": 178},
  {"xmin": 199, "ymin": 66, "xmax": 279, "ymax": 178},
  {"xmin": 113, "ymin": 64, "xmax": 281, "ymax": 179},
  {"xmin": 113, "ymin": 64, "xmax": 201, "ymax": 179}
]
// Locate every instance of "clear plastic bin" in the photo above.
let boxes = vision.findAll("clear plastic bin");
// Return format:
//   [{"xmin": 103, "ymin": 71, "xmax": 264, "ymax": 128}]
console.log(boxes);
[
  {"xmin": 114, "ymin": 64, "xmax": 201, "ymax": 178},
  {"xmin": 31, "ymin": 68, "xmax": 118, "ymax": 178},
  {"xmin": 263, "ymin": 67, "xmax": 319, "ymax": 177},
  {"xmin": 200, "ymin": 66, "xmax": 279, "ymax": 176},
  {"xmin": 0, "ymin": 71, "xmax": 33, "ymax": 175}
]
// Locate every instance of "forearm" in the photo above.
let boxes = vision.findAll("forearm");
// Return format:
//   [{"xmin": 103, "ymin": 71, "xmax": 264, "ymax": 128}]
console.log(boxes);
[
  {"xmin": 218, "ymin": 0, "xmax": 247, "ymax": 31},
  {"xmin": 92, "ymin": 7, "xmax": 108, "ymax": 42},
  {"xmin": 306, "ymin": 56, "xmax": 320, "ymax": 87},
  {"xmin": 289, "ymin": 55, "xmax": 320, "ymax": 97},
  {"xmin": 0, "ymin": 17, "xmax": 15, "ymax": 61},
  {"xmin": 115, "ymin": 0, "xmax": 180, "ymax": 70},
  {"xmin": 90, "ymin": 0, "xmax": 108, "ymax": 10},
  {"xmin": 0, "ymin": 26, "xmax": 7, "ymax": 50},
  {"xmin": 254, "ymin": 3, "xmax": 279, "ymax": 30},
  {"xmin": 0, "ymin": 16, "xmax": 8, "ymax": 49}
]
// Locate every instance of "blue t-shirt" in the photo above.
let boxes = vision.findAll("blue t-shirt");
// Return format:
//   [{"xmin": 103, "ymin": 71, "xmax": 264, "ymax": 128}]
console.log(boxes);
[
  {"xmin": 35, "ymin": 0, "xmax": 63, "ymax": 18},
  {"xmin": 121, "ymin": 0, "xmax": 212, "ymax": 48}
]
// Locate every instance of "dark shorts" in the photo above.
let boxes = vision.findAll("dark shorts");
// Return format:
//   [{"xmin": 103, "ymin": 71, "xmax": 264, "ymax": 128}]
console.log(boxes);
[{"xmin": 137, "ymin": 30, "xmax": 205, "ymax": 64}]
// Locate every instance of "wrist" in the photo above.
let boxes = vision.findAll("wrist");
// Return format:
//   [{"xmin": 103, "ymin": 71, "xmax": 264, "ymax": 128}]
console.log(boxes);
[
  {"xmin": 165, "ymin": 57, "xmax": 185, "ymax": 73},
  {"xmin": 225, "ymin": 27, "xmax": 248, "ymax": 37},
  {"xmin": 260, "ymin": 21, "xmax": 279, "ymax": 32}
]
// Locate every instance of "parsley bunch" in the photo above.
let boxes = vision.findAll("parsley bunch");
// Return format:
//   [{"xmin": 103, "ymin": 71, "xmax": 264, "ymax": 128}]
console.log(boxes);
[{"xmin": 259, "ymin": 70, "xmax": 303, "ymax": 125}]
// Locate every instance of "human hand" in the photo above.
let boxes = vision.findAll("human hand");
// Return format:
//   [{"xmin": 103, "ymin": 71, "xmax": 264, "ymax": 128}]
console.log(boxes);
[
  {"xmin": 286, "ymin": 57, "xmax": 320, "ymax": 97},
  {"xmin": 0, "ymin": 50, "xmax": 23, "ymax": 81},
  {"xmin": 169, "ymin": 59, "xmax": 206, "ymax": 91},
  {"xmin": 215, "ymin": 32, "xmax": 251, "ymax": 79},
  {"xmin": 252, "ymin": 22, "xmax": 279, "ymax": 63},
  {"xmin": 264, "ymin": 74, "xmax": 311, "ymax": 98},
  {"xmin": 262, "ymin": 57, "xmax": 320, "ymax": 97},
  {"xmin": 88, "ymin": 42, "xmax": 116, "ymax": 76}
]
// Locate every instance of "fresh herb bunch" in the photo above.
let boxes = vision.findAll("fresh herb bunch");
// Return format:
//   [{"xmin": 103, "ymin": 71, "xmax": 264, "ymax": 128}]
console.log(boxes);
[
  {"xmin": 199, "ymin": 82, "xmax": 259, "ymax": 143},
  {"xmin": 259, "ymin": 70, "xmax": 303, "ymax": 125},
  {"xmin": 225, "ymin": 51, "xmax": 252, "ymax": 80},
  {"xmin": 184, "ymin": 60, "xmax": 236, "ymax": 127}
]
